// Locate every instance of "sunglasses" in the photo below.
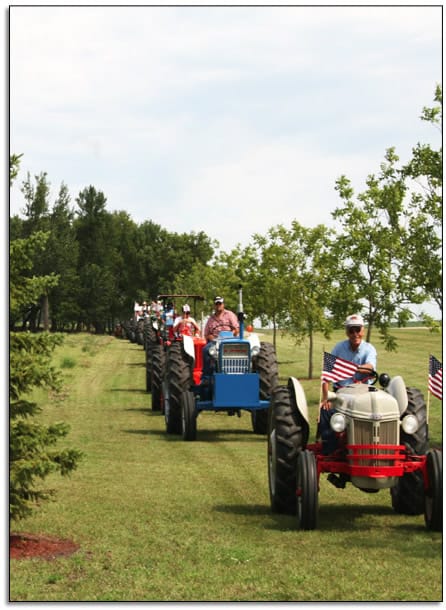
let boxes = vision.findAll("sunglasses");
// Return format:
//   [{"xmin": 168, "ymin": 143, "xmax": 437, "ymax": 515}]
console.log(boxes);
[{"xmin": 348, "ymin": 326, "xmax": 362, "ymax": 334}]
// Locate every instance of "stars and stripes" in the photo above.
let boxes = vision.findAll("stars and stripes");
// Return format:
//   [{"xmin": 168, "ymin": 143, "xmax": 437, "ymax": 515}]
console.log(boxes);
[
  {"xmin": 428, "ymin": 355, "xmax": 443, "ymax": 400},
  {"xmin": 321, "ymin": 352, "xmax": 358, "ymax": 384}
]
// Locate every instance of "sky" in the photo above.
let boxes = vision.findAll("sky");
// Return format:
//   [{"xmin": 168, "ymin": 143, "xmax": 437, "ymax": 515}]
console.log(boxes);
[{"xmin": 9, "ymin": 4, "xmax": 442, "ymax": 253}]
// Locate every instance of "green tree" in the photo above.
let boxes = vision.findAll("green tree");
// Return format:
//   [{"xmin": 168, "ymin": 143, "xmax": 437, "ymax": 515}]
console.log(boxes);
[
  {"xmin": 245, "ymin": 227, "xmax": 293, "ymax": 348},
  {"xmin": 245, "ymin": 223, "xmax": 342, "ymax": 376},
  {"xmin": 333, "ymin": 148, "xmax": 424, "ymax": 350},
  {"xmin": 46, "ymin": 183, "xmax": 82, "ymax": 330},
  {"xmin": 74, "ymin": 186, "xmax": 114, "ymax": 331},
  {"xmin": 402, "ymin": 85, "xmax": 442, "ymax": 313},
  {"xmin": 10, "ymin": 157, "xmax": 82, "ymax": 521},
  {"xmin": 9, "ymin": 154, "xmax": 23, "ymax": 186}
]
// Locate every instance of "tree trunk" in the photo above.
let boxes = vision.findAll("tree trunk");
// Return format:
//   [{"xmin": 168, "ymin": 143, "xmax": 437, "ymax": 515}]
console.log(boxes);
[
  {"xmin": 308, "ymin": 331, "xmax": 314, "ymax": 379},
  {"xmin": 41, "ymin": 294, "xmax": 49, "ymax": 331}
]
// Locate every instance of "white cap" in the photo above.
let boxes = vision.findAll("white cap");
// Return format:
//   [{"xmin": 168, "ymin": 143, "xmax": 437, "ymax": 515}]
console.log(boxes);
[
  {"xmin": 182, "ymin": 304, "xmax": 191, "ymax": 313},
  {"xmin": 344, "ymin": 314, "xmax": 364, "ymax": 327}
]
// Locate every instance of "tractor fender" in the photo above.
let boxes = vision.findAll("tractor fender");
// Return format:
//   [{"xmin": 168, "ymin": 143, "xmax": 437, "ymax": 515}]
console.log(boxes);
[
  {"xmin": 287, "ymin": 377, "xmax": 310, "ymax": 447},
  {"xmin": 182, "ymin": 335, "xmax": 195, "ymax": 363},
  {"xmin": 386, "ymin": 375, "xmax": 408, "ymax": 415},
  {"xmin": 247, "ymin": 333, "xmax": 261, "ymax": 350}
]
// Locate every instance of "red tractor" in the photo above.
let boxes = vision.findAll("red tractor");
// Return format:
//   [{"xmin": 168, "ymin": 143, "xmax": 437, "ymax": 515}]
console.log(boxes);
[
  {"xmin": 146, "ymin": 294, "xmax": 205, "ymax": 413},
  {"xmin": 268, "ymin": 372, "xmax": 442, "ymax": 531}
]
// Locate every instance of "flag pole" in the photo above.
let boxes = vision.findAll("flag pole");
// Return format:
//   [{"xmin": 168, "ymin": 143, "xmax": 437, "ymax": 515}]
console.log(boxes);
[
  {"xmin": 316, "ymin": 347, "xmax": 324, "ymax": 441},
  {"xmin": 426, "ymin": 390, "xmax": 430, "ymax": 442},
  {"xmin": 426, "ymin": 356, "xmax": 431, "ymax": 441}
]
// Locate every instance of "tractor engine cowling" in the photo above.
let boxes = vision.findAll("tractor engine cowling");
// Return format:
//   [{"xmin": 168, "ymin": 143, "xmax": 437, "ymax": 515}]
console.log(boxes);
[{"xmin": 334, "ymin": 384, "xmax": 401, "ymax": 490}]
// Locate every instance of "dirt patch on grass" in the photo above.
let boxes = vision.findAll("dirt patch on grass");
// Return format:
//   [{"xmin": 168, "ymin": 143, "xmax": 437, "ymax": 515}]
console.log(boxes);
[{"xmin": 10, "ymin": 532, "xmax": 79, "ymax": 560}]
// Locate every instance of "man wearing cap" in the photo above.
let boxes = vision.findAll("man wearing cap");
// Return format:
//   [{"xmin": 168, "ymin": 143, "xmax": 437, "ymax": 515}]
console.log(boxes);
[
  {"xmin": 319, "ymin": 314, "xmax": 377, "ymax": 455},
  {"xmin": 203, "ymin": 297, "xmax": 239, "ymax": 342},
  {"xmin": 201, "ymin": 297, "xmax": 240, "ymax": 382}
]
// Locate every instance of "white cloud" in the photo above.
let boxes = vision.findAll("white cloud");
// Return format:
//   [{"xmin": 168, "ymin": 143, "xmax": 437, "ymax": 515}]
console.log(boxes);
[{"xmin": 9, "ymin": 4, "xmax": 442, "ymax": 257}]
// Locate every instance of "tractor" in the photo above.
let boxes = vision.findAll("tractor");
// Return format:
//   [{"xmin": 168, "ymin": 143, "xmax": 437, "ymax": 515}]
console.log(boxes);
[
  {"xmin": 267, "ymin": 371, "xmax": 442, "ymax": 531},
  {"xmin": 163, "ymin": 286, "xmax": 279, "ymax": 440},
  {"xmin": 145, "ymin": 294, "xmax": 205, "ymax": 411}
]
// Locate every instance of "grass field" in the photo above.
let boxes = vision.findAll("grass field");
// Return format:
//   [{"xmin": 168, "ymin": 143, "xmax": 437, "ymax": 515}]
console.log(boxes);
[{"xmin": 9, "ymin": 328, "xmax": 443, "ymax": 601}]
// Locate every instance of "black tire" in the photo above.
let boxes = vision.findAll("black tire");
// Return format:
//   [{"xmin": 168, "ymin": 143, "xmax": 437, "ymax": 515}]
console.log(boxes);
[
  {"xmin": 297, "ymin": 450, "xmax": 318, "ymax": 530},
  {"xmin": 145, "ymin": 324, "xmax": 158, "ymax": 392},
  {"xmin": 151, "ymin": 345, "xmax": 165, "ymax": 412},
  {"xmin": 267, "ymin": 386, "xmax": 304, "ymax": 514},
  {"xmin": 181, "ymin": 391, "xmax": 197, "ymax": 441},
  {"xmin": 251, "ymin": 409, "xmax": 268, "ymax": 435},
  {"xmin": 165, "ymin": 343, "xmax": 191, "ymax": 434},
  {"xmin": 251, "ymin": 342, "xmax": 279, "ymax": 435},
  {"xmin": 136, "ymin": 320, "xmax": 145, "ymax": 346},
  {"xmin": 401, "ymin": 388, "xmax": 428, "ymax": 454},
  {"xmin": 424, "ymin": 449, "xmax": 442, "ymax": 532},
  {"xmin": 143, "ymin": 320, "xmax": 157, "ymax": 351},
  {"xmin": 390, "ymin": 387, "xmax": 427, "ymax": 515}
]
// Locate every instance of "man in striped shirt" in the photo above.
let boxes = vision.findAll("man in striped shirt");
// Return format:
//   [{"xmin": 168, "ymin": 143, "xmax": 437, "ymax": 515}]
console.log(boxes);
[{"xmin": 201, "ymin": 296, "xmax": 239, "ymax": 385}]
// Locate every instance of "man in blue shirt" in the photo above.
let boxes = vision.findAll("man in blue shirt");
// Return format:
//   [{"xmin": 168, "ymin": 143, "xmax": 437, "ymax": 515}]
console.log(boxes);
[{"xmin": 319, "ymin": 314, "xmax": 377, "ymax": 455}]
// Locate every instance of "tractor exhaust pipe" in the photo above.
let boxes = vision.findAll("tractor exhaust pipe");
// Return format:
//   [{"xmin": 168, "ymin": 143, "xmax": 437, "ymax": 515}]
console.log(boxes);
[{"xmin": 237, "ymin": 284, "xmax": 244, "ymax": 339}]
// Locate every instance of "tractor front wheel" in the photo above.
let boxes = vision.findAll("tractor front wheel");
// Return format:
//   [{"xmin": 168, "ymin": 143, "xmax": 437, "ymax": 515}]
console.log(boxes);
[
  {"xmin": 267, "ymin": 385, "xmax": 303, "ymax": 515},
  {"xmin": 424, "ymin": 449, "xmax": 442, "ymax": 532},
  {"xmin": 181, "ymin": 391, "xmax": 197, "ymax": 441},
  {"xmin": 296, "ymin": 450, "xmax": 318, "ymax": 530},
  {"xmin": 166, "ymin": 343, "xmax": 190, "ymax": 434},
  {"xmin": 151, "ymin": 345, "xmax": 165, "ymax": 411}
]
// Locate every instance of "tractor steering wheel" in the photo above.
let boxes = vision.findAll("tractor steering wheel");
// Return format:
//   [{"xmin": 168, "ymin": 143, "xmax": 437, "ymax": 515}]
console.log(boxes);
[
  {"xmin": 356, "ymin": 367, "xmax": 378, "ymax": 385},
  {"xmin": 209, "ymin": 322, "xmax": 236, "ymax": 339}
]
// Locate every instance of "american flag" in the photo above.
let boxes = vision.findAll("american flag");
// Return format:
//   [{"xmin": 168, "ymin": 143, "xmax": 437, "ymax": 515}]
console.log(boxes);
[
  {"xmin": 322, "ymin": 352, "xmax": 358, "ymax": 383},
  {"xmin": 428, "ymin": 355, "xmax": 443, "ymax": 400}
]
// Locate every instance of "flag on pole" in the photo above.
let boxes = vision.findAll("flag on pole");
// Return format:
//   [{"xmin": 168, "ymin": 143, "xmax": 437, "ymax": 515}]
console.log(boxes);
[
  {"xmin": 322, "ymin": 352, "xmax": 358, "ymax": 383},
  {"xmin": 428, "ymin": 355, "xmax": 443, "ymax": 400}
]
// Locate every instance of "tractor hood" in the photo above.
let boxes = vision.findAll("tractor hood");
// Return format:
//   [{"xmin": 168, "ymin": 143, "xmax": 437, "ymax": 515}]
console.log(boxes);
[{"xmin": 334, "ymin": 384, "xmax": 400, "ymax": 422}]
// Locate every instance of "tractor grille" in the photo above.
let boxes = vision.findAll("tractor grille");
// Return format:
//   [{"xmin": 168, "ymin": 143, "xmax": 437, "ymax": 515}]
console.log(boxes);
[
  {"xmin": 220, "ymin": 342, "xmax": 250, "ymax": 374},
  {"xmin": 349, "ymin": 420, "xmax": 399, "ymax": 466}
]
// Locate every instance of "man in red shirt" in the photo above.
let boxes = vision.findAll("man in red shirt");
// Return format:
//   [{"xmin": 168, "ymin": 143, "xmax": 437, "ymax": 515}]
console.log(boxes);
[
  {"xmin": 203, "ymin": 296, "xmax": 239, "ymax": 341},
  {"xmin": 201, "ymin": 296, "xmax": 239, "ymax": 382}
]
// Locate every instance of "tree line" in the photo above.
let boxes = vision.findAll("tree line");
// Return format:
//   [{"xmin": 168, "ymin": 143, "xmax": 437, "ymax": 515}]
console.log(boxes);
[{"xmin": 11, "ymin": 86, "xmax": 441, "ymax": 349}]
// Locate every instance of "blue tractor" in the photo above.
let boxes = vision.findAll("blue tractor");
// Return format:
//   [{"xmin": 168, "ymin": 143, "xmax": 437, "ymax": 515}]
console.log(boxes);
[{"xmin": 163, "ymin": 287, "xmax": 279, "ymax": 440}]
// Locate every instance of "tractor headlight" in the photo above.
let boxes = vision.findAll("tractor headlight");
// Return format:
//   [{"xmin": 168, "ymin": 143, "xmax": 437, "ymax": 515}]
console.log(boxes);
[
  {"xmin": 208, "ymin": 345, "xmax": 218, "ymax": 359},
  {"xmin": 330, "ymin": 412, "xmax": 346, "ymax": 433},
  {"xmin": 251, "ymin": 345, "xmax": 260, "ymax": 358},
  {"xmin": 401, "ymin": 414, "xmax": 419, "ymax": 434}
]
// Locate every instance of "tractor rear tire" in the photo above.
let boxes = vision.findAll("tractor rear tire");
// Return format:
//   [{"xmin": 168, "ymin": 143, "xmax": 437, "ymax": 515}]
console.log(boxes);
[
  {"xmin": 181, "ymin": 391, "xmax": 197, "ymax": 441},
  {"xmin": 267, "ymin": 385, "xmax": 304, "ymax": 515},
  {"xmin": 166, "ymin": 343, "xmax": 190, "ymax": 435},
  {"xmin": 424, "ymin": 449, "xmax": 442, "ymax": 532},
  {"xmin": 151, "ymin": 345, "xmax": 165, "ymax": 411},
  {"xmin": 390, "ymin": 387, "xmax": 427, "ymax": 515},
  {"xmin": 252, "ymin": 342, "xmax": 279, "ymax": 435},
  {"xmin": 297, "ymin": 450, "xmax": 318, "ymax": 530}
]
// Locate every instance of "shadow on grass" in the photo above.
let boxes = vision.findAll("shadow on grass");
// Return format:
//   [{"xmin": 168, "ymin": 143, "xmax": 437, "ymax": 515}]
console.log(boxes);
[
  {"xmin": 195, "ymin": 428, "xmax": 266, "ymax": 443},
  {"xmin": 122, "ymin": 407, "xmax": 153, "ymax": 414},
  {"xmin": 125, "ymin": 427, "xmax": 266, "ymax": 443},
  {"xmin": 213, "ymin": 503, "xmax": 271, "ymax": 517},
  {"xmin": 110, "ymin": 388, "xmax": 147, "ymax": 393},
  {"xmin": 216, "ymin": 501, "xmax": 433, "ymax": 538},
  {"xmin": 127, "ymin": 362, "xmax": 145, "ymax": 367}
]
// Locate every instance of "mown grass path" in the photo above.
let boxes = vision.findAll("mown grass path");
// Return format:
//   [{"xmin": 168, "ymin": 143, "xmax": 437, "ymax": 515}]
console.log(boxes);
[{"xmin": 10, "ymin": 334, "xmax": 442, "ymax": 601}]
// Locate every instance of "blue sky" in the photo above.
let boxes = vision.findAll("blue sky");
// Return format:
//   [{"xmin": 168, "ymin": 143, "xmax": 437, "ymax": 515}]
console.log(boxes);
[{"xmin": 9, "ymin": 4, "xmax": 442, "ymax": 260}]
